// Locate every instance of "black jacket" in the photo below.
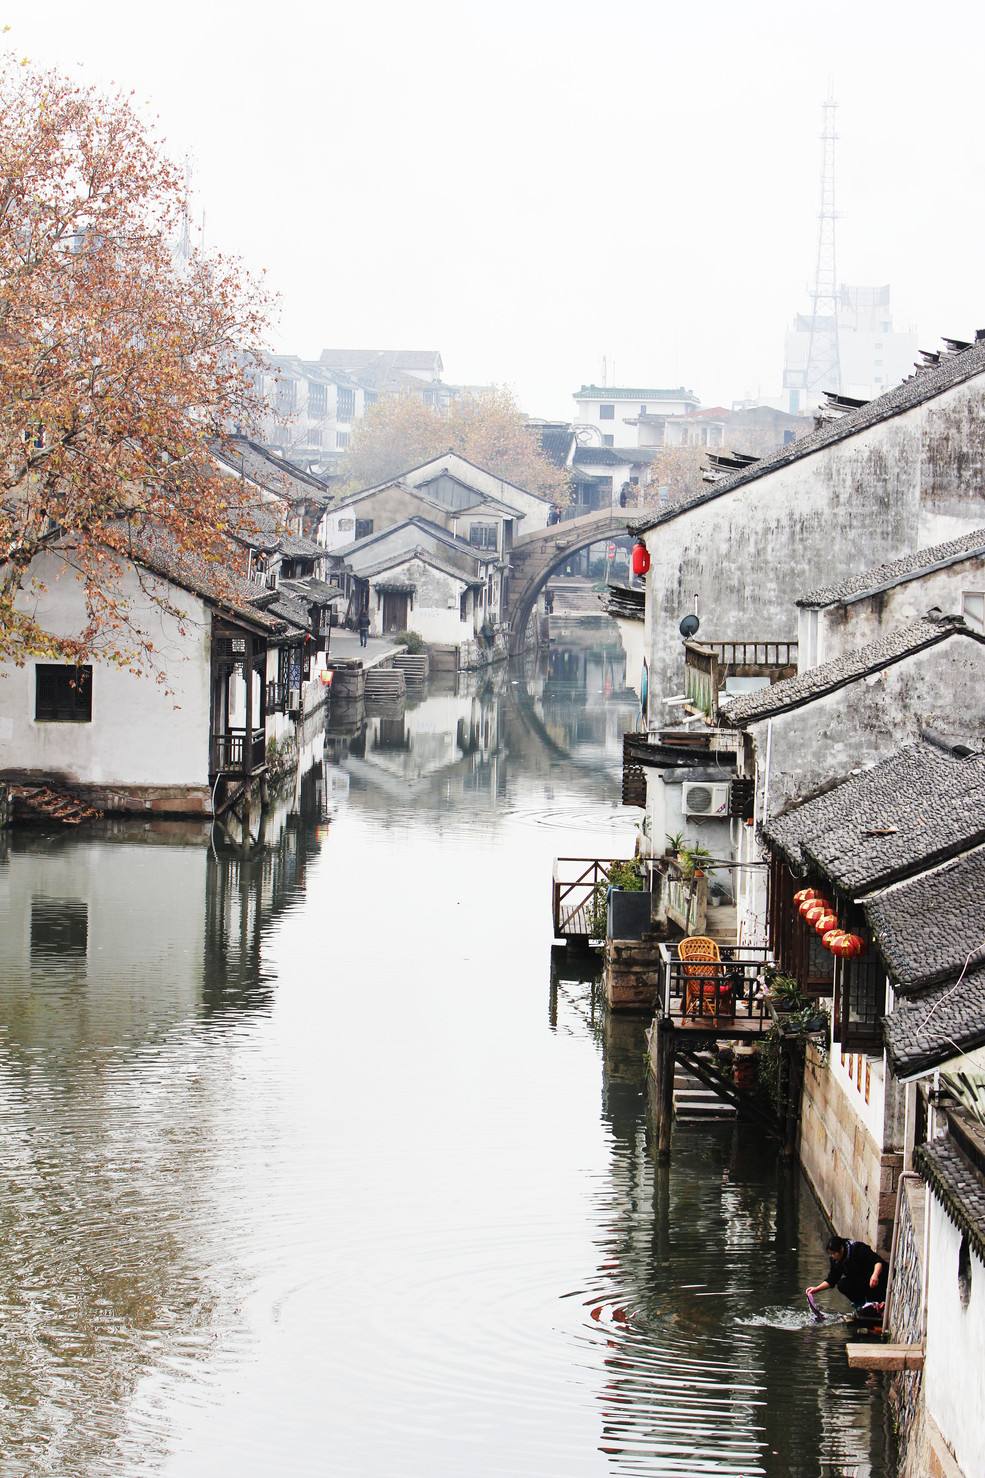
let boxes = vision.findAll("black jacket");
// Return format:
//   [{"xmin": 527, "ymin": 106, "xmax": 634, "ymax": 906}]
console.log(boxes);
[{"xmin": 827, "ymin": 1240, "xmax": 887, "ymax": 1306}]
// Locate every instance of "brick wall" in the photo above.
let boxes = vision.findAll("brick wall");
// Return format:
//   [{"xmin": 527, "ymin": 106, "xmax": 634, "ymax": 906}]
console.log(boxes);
[{"xmin": 798, "ymin": 1044, "xmax": 903, "ymax": 1249}]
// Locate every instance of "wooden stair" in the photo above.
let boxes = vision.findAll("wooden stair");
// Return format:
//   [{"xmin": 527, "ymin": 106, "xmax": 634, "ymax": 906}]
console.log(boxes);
[
  {"xmin": 12, "ymin": 784, "xmax": 102, "ymax": 826},
  {"xmin": 674, "ymin": 1052, "xmax": 737, "ymax": 1123},
  {"xmin": 364, "ymin": 666, "xmax": 406, "ymax": 700}
]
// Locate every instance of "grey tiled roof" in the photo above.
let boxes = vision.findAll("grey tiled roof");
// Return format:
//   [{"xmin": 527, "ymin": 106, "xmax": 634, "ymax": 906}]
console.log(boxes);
[
  {"xmin": 804, "ymin": 751, "xmax": 985, "ymax": 894},
  {"xmin": 763, "ymin": 740, "xmax": 959, "ymax": 867},
  {"xmin": 631, "ymin": 340, "xmax": 985, "ymax": 537},
  {"xmin": 726, "ymin": 613, "xmax": 977, "ymax": 726},
  {"xmin": 914, "ymin": 1136, "xmax": 985, "ymax": 1263},
  {"xmin": 798, "ymin": 528, "xmax": 985, "ymax": 608},
  {"xmin": 885, "ymin": 968, "xmax": 985, "ymax": 1078},
  {"xmin": 865, "ymin": 844, "xmax": 985, "ymax": 990}
]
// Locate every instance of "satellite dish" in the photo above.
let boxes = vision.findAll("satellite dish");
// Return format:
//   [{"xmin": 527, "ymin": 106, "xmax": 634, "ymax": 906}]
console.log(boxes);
[{"xmin": 679, "ymin": 614, "xmax": 700, "ymax": 639}]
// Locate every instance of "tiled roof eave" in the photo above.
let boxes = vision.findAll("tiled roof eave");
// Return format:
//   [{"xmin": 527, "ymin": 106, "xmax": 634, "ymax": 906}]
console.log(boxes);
[{"xmin": 914, "ymin": 1139, "xmax": 985, "ymax": 1266}]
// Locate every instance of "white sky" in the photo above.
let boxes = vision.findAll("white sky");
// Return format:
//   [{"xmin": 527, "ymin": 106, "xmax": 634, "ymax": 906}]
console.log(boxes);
[{"xmin": 7, "ymin": 0, "xmax": 984, "ymax": 418}]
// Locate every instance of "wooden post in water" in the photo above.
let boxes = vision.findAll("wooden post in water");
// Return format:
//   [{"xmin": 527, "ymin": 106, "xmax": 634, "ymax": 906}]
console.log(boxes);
[{"xmin": 654, "ymin": 1017, "xmax": 676, "ymax": 1163}]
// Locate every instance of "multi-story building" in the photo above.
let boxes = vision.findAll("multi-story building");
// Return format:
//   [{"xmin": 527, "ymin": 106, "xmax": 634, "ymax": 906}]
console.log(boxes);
[
  {"xmin": 572, "ymin": 384, "xmax": 700, "ymax": 448},
  {"xmin": 782, "ymin": 283, "xmax": 920, "ymax": 412}
]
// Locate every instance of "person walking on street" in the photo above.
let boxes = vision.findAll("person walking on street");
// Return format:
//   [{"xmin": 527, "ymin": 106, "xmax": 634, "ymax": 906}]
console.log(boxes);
[{"xmin": 357, "ymin": 606, "xmax": 370, "ymax": 648}]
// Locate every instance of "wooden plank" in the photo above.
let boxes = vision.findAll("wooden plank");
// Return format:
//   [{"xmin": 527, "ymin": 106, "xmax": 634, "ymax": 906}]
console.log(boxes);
[{"xmin": 845, "ymin": 1343, "xmax": 924, "ymax": 1372}]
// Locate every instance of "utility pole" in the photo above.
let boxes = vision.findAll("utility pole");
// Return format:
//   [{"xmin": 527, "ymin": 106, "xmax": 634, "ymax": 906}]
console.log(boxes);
[{"xmin": 804, "ymin": 93, "xmax": 842, "ymax": 403}]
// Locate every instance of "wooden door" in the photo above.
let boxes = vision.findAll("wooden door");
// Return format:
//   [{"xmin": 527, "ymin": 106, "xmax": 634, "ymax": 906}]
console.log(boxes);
[{"xmin": 382, "ymin": 592, "xmax": 408, "ymax": 632}]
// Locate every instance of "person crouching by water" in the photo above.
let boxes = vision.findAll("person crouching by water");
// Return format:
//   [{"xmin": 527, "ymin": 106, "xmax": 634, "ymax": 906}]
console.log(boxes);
[
  {"xmin": 357, "ymin": 606, "xmax": 370, "ymax": 648},
  {"xmin": 807, "ymin": 1234, "xmax": 888, "ymax": 1311}
]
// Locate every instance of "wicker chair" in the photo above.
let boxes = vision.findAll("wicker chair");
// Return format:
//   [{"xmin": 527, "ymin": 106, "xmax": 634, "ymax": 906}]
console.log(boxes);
[{"xmin": 679, "ymin": 935, "xmax": 735, "ymax": 1018}]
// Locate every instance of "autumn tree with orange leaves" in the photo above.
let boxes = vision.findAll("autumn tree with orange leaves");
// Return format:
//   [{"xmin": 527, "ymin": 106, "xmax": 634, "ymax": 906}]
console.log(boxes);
[
  {"xmin": 0, "ymin": 55, "xmax": 272, "ymax": 665},
  {"xmin": 340, "ymin": 387, "xmax": 571, "ymax": 502}
]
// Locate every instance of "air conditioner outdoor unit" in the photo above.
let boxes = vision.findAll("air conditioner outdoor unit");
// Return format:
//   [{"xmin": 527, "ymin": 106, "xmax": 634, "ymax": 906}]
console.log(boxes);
[
  {"xmin": 288, "ymin": 687, "xmax": 301, "ymax": 713},
  {"xmin": 682, "ymin": 781, "xmax": 730, "ymax": 818}
]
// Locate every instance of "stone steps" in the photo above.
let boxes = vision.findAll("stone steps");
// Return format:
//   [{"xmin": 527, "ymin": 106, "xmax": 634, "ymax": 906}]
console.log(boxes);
[
  {"xmin": 391, "ymin": 653, "xmax": 429, "ymax": 684},
  {"xmin": 363, "ymin": 667, "xmax": 406, "ymax": 700}
]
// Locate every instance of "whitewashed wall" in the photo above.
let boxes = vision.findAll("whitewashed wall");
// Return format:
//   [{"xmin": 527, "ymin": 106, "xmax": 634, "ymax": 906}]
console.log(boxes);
[
  {"xmin": 366, "ymin": 558, "xmax": 471, "ymax": 645},
  {"xmin": 642, "ymin": 371, "xmax": 985, "ymax": 714},
  {"xmin": 740, "ymin": 636, "xmax": 985, "ymax": 816},
  {"xmin": 798, "ymin": 553, "xmax": 985, "ymax": 670},
  {"xmin": 924, "ymin": 1195, "xmax": 985, "ymax": 1478},
  {"xmin": 1, "ymin": 558, "xmax": 212, "ymax": 790},
  {"xmin": 400, "ymin": 454, "xmax": 552, "ymax": 530}
]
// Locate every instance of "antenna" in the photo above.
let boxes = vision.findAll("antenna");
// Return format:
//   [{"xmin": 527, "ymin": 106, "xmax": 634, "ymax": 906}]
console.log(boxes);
[{"xmin": 804, "ymin": 92, "xmax": 841, "ymax": 402}]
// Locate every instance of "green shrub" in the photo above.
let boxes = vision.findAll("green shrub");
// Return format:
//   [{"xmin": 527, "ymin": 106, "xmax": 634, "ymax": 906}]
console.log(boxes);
[
  {"xmin": 607, "ymin": 859, "xmax": 645, "ymax": 891},
  {"xmin": 391, "ymin": 629, "xmax": 426, "ymax": 654}
]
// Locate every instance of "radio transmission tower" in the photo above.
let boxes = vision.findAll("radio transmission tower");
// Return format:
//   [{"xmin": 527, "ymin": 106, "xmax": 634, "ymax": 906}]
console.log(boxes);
[{"xmin": 803, "ymin": 94, "xmax": 842, "ymax": 401}]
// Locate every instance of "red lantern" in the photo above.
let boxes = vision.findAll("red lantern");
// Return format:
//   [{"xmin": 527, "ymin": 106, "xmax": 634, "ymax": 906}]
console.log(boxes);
[
  {"xmin": 631, "ymin": 540, "xmax": 650, "ymax": 577},
  {"xmin": 814, "ymin": 911, "xmax": 838, "ymax": 934},
  {"xmin": 822, "ymin": 929, "xmax": 846, "ymax": 951},
  {"xmin": 793, "ymin": 888, "xmax": 817, "ymax": 905},
  {"xmin": 803, "ymin": 902, "xmax": 829, "ymax": 925},
  {"xmin": 844, "ymin": 933, "xmax": 865, "ymax": 958},
  {"xmin": 800, "ymin": 896, "xmax": 829, "ymax": 918}
]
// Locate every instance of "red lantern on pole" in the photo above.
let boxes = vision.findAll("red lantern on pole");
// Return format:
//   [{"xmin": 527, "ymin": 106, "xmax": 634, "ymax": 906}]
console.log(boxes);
[{"xmin": 631, "ymin": 540, "xmax": 650, "ymax": 577}]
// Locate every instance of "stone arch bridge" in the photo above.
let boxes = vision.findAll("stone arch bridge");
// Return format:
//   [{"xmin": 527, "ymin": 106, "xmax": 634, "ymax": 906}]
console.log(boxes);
[{"xmin": 505, "ymin": 507, "xmax": 633, "ymax": 655}]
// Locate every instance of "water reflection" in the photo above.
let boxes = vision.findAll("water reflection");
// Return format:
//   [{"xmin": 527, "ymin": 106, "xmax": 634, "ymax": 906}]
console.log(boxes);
[
  {"xmin": 0, "ymin": 634, "xmax": 894, "ymax": 1477},
  {"xmin": 551, "ymin": 964, "xmax": 895, "ymax": 1477}
]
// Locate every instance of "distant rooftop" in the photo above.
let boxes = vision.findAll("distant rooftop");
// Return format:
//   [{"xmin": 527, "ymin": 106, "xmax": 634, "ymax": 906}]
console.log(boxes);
[
  {"xmin": 320, "ymin": 348, "xmax": 443, "ymax": 375},
  {"xmin": 574, "ymin": 384, "xmax": 699, "ymax": 402}
]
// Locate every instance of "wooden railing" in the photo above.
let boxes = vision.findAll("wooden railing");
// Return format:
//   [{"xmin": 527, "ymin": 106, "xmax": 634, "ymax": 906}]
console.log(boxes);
[
  {"xmin": 211, "ymin": 728, "xmax": 266, "ymax": 776},
  {"xmin": 552, "ymin": 857, "xmax": 639, "ymax": 939},
  {"xmin": 684, "ymin": 643, "xmax": 718, "ymax": 717},
  {"xmin": 701, "ymin": 640, "xmax": 798, "ymax": 671},
  {"xmin": 658, "ymin": 942, "xmax": 772, "ymax": 1032},
  {"xmin": 664, "ymin": 864, "xmax": 708, "ymax": 935}
]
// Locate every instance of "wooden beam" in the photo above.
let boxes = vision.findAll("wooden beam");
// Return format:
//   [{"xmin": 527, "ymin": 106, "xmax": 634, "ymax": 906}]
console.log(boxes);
[{"xmin": 845, "ymin": 1343, "xmax": 924, "ymax": 1372}]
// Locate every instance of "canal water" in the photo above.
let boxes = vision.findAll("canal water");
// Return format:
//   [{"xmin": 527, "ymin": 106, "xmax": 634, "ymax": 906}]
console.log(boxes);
[{"xmin": 0, "ymin": 633, "xmax": 896, "ymax": 1477}]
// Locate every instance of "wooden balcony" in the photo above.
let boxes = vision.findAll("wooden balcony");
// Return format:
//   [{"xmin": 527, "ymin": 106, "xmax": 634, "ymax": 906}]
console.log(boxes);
[
  {"xmin": 658, "ymin": 941, "xmax": 772, "ymax": 1038},
  {"xmin": 210, "ymin": 728, "xmax": 266, "ymax": 777},
  {"xmin": 684, "ymin": 639, "xmax": 798, "ymax": 720}
]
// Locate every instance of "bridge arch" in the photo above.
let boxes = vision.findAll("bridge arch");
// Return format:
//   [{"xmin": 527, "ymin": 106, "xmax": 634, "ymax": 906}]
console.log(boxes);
[{"xmin": 505, "ymin": 510, "xmax": 633, "ymax": 655}]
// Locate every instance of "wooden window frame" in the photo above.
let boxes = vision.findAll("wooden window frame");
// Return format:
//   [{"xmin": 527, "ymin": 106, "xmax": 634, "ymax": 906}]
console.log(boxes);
[{"xmin": 35, "ymin": 664, "xmax": 93, "ymax": 723}]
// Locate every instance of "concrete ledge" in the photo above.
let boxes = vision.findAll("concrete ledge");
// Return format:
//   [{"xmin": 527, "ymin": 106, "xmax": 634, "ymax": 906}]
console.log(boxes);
[{"xmin": 846, "ymin": 1342, "xmax": 924, "ymax": 1372}]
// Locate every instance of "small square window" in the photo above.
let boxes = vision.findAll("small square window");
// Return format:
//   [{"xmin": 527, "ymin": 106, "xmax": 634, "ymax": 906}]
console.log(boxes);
[
  {"xmin": 354, "ymin": 519, "xmax": 374, "ymax": 540},
  {"xmin": 35, "ymin": 665, "xmax": 92, "ymax": 723},
  {"xmin": 599, "ymin": 404, "xmax": 615, "ymax": 420},
  {"xmin": 602, "ymin": 434, "xmax": 614, "ymax": 447}
]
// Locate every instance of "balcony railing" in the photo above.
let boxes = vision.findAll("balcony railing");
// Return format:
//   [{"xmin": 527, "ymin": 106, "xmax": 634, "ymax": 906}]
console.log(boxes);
[
  {"xmin": 210, "ymin": 728, "xmax": 266, "ymax": 776},
  {"xmin": 703, "ymin": 640, "xmax": 798, "ymax": 672},
  {"xmin": 552, "ymin": 857, "xmax": 641, "ymax": 939},
  {"xmin": 657, "ymin": 942, "xmax": 772, "ymax": 1033}
]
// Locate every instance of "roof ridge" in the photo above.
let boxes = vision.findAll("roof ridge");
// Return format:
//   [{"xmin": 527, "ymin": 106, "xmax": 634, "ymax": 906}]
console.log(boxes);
[{"xmin": 631, "ymin": 341, "xmax": 985, "ymax": 538}]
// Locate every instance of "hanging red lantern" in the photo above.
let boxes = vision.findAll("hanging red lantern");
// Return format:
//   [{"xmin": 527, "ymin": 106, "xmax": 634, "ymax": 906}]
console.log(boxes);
[
  {"xmin": 793, "ymin": 888, "xmax": 817, "ymax": 905},
  {"xmin": 844, "ymin": 933, "xmax": 865, "ymax": 958},
  {"xmin": 814, "ymin": 911, "xmax": 838, "ymax": 935},
  {"xmin": 822, "ymin": 928, "xmax": 846, "ymax": 951},
  {"xmin": 631, "ymin": 540, "xmax": 650, "ymax": 577},
  {"xmin": 803, "ymin": 901, "xmax": 830, "ymax": 925},
  {"xmin": 800, "ymin": 896, "xmax": 830, "ymax": 919}
]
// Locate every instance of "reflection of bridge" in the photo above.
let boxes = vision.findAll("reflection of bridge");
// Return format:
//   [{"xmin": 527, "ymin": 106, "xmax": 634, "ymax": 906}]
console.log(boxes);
[{"xmin": 505, "ymin": 507, "xmax": 633, "ymax": 655}]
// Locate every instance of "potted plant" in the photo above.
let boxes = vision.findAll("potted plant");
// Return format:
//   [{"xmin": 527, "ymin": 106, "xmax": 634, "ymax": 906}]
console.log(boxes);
[
  {"xmin": 679, "ymin": 843, "xmax": 713, "ymax": 879},
  {"xmin": 765, "ymin": 972, "xmax": 805, "ymax": 1013}
]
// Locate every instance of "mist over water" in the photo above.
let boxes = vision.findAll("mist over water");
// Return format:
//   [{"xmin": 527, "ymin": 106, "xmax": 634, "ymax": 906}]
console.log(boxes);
[{"xmin": 0, "ymin": 640, "xmax": 895, "ymax": 1476}]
